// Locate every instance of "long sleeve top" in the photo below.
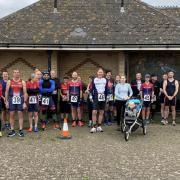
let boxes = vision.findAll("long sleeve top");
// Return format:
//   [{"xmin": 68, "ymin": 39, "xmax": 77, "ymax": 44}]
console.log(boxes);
[{"xmin": 115, "ymin": 83, "xmax": 133, "ymax": 101}]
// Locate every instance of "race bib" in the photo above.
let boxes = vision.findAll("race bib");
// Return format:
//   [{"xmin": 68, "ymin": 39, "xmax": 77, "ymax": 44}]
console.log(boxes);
[
  {"xmin": 152, "ymin": 95, "xmax": 156, "ymax": 102},
  {"xmin": 70, "ymin": 95, "xmax": 78, "ymax": 103},
  {"xmin": 29, "ymin": 96, "xmax": 37, "ymax": 104},
  {"xmin": 98, "ymin": 93, "xmax": 105, "ymax": 102},
  {"xmin": 38, "ymin": 95, "xmax": 42, "ymax": 102},
  {"xmin": 42, "ymin": 97, "xmax": 50, "ymax": 105},
  {"xmin": 108, "ymin": 94, "xmax": 114, "ymax": 101},
  {"xmin": 12, "ymin": 96, "xmax": 21, "ymax": 105},
  {"xmin": 144, "ymin": 95, "xmax": 150, "ymax": 102},
  {"xmin": 52, "ymin": 90, "xmax": 57, "ymax": 95}
]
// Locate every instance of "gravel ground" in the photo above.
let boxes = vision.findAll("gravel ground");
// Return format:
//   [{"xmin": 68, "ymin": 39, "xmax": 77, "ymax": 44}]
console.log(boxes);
[{"xmin": 0, "ymin": 120, "xmax": 180, "ymax": 180}]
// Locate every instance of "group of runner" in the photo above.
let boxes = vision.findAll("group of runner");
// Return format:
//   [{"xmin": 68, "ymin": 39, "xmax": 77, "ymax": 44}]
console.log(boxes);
[{"xmin": 0, "ymin": 67, "xmax": 179, "ymax": 137}]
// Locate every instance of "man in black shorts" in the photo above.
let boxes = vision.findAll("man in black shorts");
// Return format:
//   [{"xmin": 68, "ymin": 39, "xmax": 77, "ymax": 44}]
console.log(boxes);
[{"xmin": 163, "ymin": 70, "xmax": 179, "ymax": 126}]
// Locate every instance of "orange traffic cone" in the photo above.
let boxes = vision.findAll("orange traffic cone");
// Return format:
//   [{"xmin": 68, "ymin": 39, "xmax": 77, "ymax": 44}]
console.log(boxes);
[{"xmin": 60, "ymin": 118, "xmax": 72, "ymax": 139}]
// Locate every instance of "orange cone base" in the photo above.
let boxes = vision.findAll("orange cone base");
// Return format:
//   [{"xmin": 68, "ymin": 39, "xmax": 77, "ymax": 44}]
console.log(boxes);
[{"xmin": 59, "ymin": 135, "xmax": 72, "ymax": 140}]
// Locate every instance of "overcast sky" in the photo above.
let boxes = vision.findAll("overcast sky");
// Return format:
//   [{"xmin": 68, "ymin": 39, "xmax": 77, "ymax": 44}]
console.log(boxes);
[{"xmin": 0, "ymin": 0, "xmax": 180, "ymax": 18}]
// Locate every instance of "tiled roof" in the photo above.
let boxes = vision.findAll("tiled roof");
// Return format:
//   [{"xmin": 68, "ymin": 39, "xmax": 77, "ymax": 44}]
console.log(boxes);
[{"xmin": 0, "ymin": 0, "xmax": 179, "ymax": 47}]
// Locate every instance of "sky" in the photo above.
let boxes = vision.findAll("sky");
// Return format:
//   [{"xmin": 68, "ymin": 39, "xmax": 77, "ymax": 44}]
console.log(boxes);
[{"xmin": 0, "ymin": 0, "xmax": 180, "ymax": 18}]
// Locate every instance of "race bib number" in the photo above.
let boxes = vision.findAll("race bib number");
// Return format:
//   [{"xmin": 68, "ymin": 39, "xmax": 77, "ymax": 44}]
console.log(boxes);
[
  {"xmin": 42, "ymin": 97, "xmax": 50, "ymax": 105},
  {"xmin": 98, "ymin": 93, "xmax": 105, "ymax": 102},
  {"xmin": 12, "ymin": 96, "xmax": 21, "ymax": 105},
  {"xmin": 144, "ymin": 95, "xmax": 150, "ymax": 102},
  {"xmin": 108, "ymin": 94, "xmax": 114, "ymax": 101},
  {"xmin": 70, "ymin": 95, "xmax": 78, "ymax": 103},
  {"xmin": 29, "ymin": 96, "xmax": 37, "ymax": 104},
  {"xmin": 152, "ymin": 95, "xmax": 156, "ymax": 102}
]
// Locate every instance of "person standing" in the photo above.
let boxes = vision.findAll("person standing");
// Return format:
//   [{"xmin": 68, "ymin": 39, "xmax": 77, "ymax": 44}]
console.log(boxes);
[
  {"xmin": 163, "ymin": 70, "xmax": 179, "ymax": 126},
  {"xmin": 60, "ymin": 77, "xmax": 70, "ymax": 121},
  {"xmin": 90, "ymin": 68, "xmax": 108, "ymax": 133},
  {"xmin": 160, "ymin": 73, "xmax": 168, "ymax": 124},
  {"xmin": 5, "ymin": 69, "xmax": 27, "ymax": 137},
  {"xmin": 150, "ymin": 74, "xmax": 160, "ymax": 121},
  {"xmin": 26, "ymin": 73, "xmax": 40, "ymax": 132},
  {"xmin": 1, "ymin": 71, "xmax": 10, "ymax": 130},
  {"xmin": 39, "ymin": 71, "xmax": 59, "ymax": 130},
  {"xmin": 104, "ymin": 70, "xmax": 114, "ymax": 126},
  {"xmin": 140, "ymin": 74, "xmax": 154, "ymax": 125},
  {"xmin": 115, "ymin": 75, "xmax": 133, "ymax": 131},
  {"xmin": 131, "ymin": 73, "xmax": 144, "ymax": 98},
  {"xmin": 68, "ymin": 72, "xmax": 83, "ymax": 127}
]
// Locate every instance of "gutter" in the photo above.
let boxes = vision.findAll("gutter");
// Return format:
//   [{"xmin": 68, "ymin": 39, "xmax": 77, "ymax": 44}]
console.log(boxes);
[{"xmin": 0, "ymin": 43, "xmax": 180, "ymax": 51}]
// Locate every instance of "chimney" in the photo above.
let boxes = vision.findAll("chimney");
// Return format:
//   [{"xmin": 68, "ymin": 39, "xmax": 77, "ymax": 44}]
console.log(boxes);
[{"xmin": 54, "ymin": 0, "xmax": 58, "ymax": 13}]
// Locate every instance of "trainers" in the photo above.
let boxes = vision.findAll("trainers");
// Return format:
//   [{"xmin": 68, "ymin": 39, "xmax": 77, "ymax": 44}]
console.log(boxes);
[
  {"xmin": 8, "ymin": 130, "xmax": 16, "ymax": 137},
  {"xmin": 107, "ymin": 121, "xmax": 112, "ymax": 126},
  {"xmin": 90, "ymin": 127, "xmax": 97, "ymax": 133},
  {"xmin": 34, "ymin": 127, "xmax": 39, "ymax": 132},
  {"xmin": 72, "ymin": 121, "xmax": 77, "ymax": 127},
  {"xmin": 165, "ymin": 120, "xmax": 169, "ymax": 124},
  {"xmin": 0, "ymin": 131, "xmax": 2, "ymax": 137},
  {"xmin": 18, "ymin": 130, "xmax": 24, "ymax": 137},
  {"xmin": 78, "ymin": 120, "xmax": 84, "ymax": 127},
  {"xmin": 5, "ymin": 123, "xmax": 10, "ymax": 130},
  {"xmin": 172, "ymin": 121, "xmax": 176, "ymax": 126},
  {"xmin": 27, "ymin": 127, "xmax": 33, "ymax": 132},
  {"xmin": 97, "ymin": 126, "xmax": 103, "ymax": 132},
  {"xmin": 161, "ymin": 119, "xmax": 166, "ymax": 125},
  {"xmin": 88, "ymin": 120, "xmax": 92, "ymax": 127},
  {"xmin": 54, "ymin": 123, "xmax": 61, "ymax": 130},
  {"xmin": 42, "ymin": 123, "xmax": 46, "ymax": 130}
]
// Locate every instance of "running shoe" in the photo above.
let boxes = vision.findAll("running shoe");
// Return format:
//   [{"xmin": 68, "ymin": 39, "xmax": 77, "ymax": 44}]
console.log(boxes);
[
  {"xmin": 90, "ymin": 127, "xmax": 97, "ymax": 133},
  {"xmin": 72, "ymin": 121, "xmax": 77, "ymax": 127},
  {"xmin": 97, "ymin": 126, "xmax": 103, "ymax": 132},
  {"xmin": 18, "ymin": 130, "xmax": 24, "ymax": 137},
  {"xmin": 42, "ymin": 123, "xmax": 46, "ymax": 130},
  {"xmin": 78, "ymin": 120, "xmax": 84, "ymax": 127},
  {"xmin": 107, "ymin": 120, "xmax": 112, "ymax": 126},
  {"xmin": 27, "ymin": 127, "xmax": 33, "ymax": 132},
  {"xmin": 172, "ymin": 121, "xmax": 176, "ymax": 126},
  {"xmin": 34, "ymin": 127, "xmax": 39, "ymax": 132},
  {"xmin": 88, "ymin": 120, "xmax": 92, "ymax": 127},
  {"xmin": 54, "ymin": 123, "xmax": 61, "ymax": 130},
  {"xmin": 0, "ymin": 131, "xmax": 2, "ymax": 137},
  {"xmin": 161, "ymin": 119, "xmax": 166, "ymax": 125},
  {"xmin": 8, "ymin": 130, "xmax": 16, "ymax": 137}
]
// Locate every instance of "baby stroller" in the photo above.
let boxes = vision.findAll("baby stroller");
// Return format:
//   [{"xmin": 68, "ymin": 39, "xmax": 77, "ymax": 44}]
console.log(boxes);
[{"xmin": 121, "ymin": 98, "xmax": 146, "ymax": 141}]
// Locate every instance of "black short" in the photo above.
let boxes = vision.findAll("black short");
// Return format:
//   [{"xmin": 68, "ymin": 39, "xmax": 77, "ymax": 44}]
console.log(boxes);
[
  {"xmin": 60, "ymin": 100, "xmax": 71, "ymax": 113},
  {"xmin": 159, "ymin": 95, "xmax": 165, "ymax": 104},
  {"xmin": 143, "ymin": 101, "xmax": 151, "ymax": 108},
  {"xmin": 92, "ymin": 100, "xmax": 106, "ymax": 110},
  {"xmin": 107, "ymin": 101, "xmax": 114, "ymax": 107},
  {"xmin": 165, "ymin": 97, "xmax": 176, "ymax": 107}
]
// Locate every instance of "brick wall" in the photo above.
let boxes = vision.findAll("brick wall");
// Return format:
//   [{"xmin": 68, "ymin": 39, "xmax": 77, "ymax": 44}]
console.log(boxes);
[
  {"xmin": 0, "ymin": 50, "xmax": 125, "ymax": 83},
  {"xmin": 58, "ymin": 52, "xmax": 124, "ymax": 84},
  {"xmin": 0, "ymin": 50, "xmax": 48, "ymax": 80}
]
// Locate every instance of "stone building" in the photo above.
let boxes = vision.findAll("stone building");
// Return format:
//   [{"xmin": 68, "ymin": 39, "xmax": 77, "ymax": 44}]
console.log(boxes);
[{"xmin": 0, "ymin": 0, "xmax": 179, "ymax": 84}]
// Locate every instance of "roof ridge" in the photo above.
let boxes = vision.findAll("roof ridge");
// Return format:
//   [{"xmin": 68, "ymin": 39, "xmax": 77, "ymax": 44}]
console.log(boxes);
[{"xmin": 135, "ymin": 0, "xmax": 180, "ymax": 23}]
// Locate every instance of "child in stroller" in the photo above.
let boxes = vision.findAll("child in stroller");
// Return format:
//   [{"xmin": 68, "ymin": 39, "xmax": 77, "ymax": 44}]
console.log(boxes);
[{"xmin": 122, "ymin": 98, "xmax": 147, "ymax": 141}]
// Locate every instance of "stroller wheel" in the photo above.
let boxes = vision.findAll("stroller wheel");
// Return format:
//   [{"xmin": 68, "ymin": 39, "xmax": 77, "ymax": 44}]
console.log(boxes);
[
  {"xmin": 143, "ymin": 126, "xmax": 147, "ymax": 135},
  {"xmin": 121, "ymin": 121, "xmax": 125, "ymax": 133},
  {"xmin": 124, "ymin": 127, "xmax": 129, "ymax": 141}
]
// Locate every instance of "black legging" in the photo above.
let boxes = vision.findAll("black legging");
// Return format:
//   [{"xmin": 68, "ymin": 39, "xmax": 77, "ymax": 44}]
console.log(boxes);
[
  {"xmin": 115, "ymin": 100, "xmax": 126, "ymax": 126},
  {"xmin": 87, "ymin": 98, "xmax": 93, "ymax": 121}
]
